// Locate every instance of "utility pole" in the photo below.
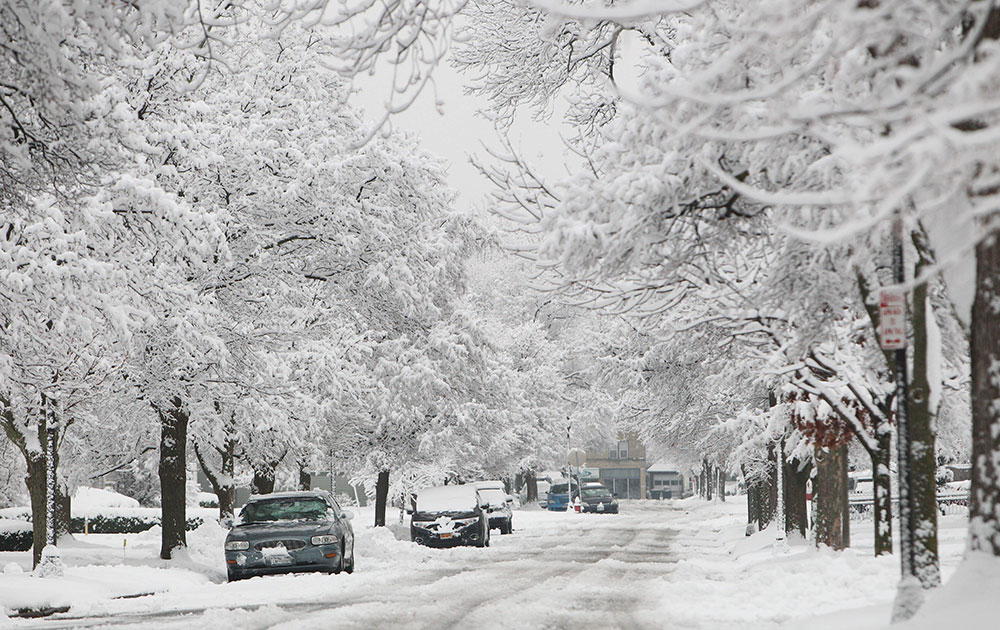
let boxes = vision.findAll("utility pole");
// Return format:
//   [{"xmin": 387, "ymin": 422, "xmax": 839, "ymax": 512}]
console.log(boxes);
[{"xmin": 883, "ymin": 215, "xmax": 919, "ymax": 621}]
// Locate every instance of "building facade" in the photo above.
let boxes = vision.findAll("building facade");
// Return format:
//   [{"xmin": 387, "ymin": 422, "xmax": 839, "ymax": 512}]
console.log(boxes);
[
  {"xmin": 584, "ymin": 434, "xmax": 648, "ymax": 499},
  {"xmin": 646, "ymin": 462, "xmax": 686, "ymax": 499}
]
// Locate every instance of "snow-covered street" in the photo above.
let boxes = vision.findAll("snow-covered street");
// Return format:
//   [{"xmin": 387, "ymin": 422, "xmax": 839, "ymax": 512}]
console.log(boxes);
[{"xmin": 2, "ymin": 498, "xmax": 984, "ymax": 629}]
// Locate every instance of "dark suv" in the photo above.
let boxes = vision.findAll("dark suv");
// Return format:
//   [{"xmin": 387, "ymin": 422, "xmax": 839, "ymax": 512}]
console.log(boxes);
[
  {"xmin": 410, "ymin": 484, "xmax": 490, "ymax": 548},
  {"xmin": 224, "ymin": 491, "xmax": 355, "ymax": 581}
]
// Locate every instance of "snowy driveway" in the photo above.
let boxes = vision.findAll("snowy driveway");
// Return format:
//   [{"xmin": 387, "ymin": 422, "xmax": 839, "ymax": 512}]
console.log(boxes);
[{"xmin": 12, "ymin": 502, "xmax": 681, "ymax": 629}]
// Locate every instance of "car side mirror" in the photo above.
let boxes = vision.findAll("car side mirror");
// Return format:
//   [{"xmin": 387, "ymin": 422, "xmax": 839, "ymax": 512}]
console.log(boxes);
[
  {"xmin": 341, "ymin": 510, "xmax": 354, "ymax": 521},
  {"xmin": 505, "ymin": 496, "xmax": 514, "ymax": 503},
  {"xmin": 220, "ymin": 517, "xmax": 234, "ymax": 529},
  {"xmin": 405, "ymin": 506, "xmax": 414, "ymax": 515}
]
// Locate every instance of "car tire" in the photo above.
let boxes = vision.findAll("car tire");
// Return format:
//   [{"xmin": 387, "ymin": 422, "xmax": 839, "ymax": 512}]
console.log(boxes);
[
  {"xmin": 330, "ymin": 540, "xmax": 345, "ymax": 575},
  {"xmin": 345, "ymin": 544, "xmax": 355, "ymax": 574}
]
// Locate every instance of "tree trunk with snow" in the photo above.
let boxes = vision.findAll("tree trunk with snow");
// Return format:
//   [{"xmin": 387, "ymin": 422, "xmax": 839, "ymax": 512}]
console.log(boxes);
[
  {"xmin": 525, "ymin": 470, "xmax": 538, "ymax": 502},
  {"xmin": 56, "ymin": 485, "xmax": 71, "ymax": 542},
  {"xmin": 194, "ymin": 439, "xmax": 236, "ymax": 520},
  {"xmin": 814, "ymin": 444, "xmax": 848, "ymax": 550},
  {"xmin": 26, "ymin": 451, "xmax": 47, "ymax": 567},
  {"xmin": 298, "ymin": 462, "xmax": 311, "ymax": 491},
  {"xmin": 970, "ymin": 227, "xmax": 1000, "ymax": 555},
  {"xmin": 718, "ymin": 467, "xmax": 726, "ymax": 502},
  {"xmin": 907, "ymin": 238, "xmax": 941, "ymax": 585},
  {"xmin": 784, "ymin": 458, "xmax": 811, "ymax": 539},
  {"xmin": 872, "ymin": 429, "xmax": 894, "ymax": 556},
  {"xmin": 855, "ymin": 269, "xmax": 896, "ymax": 557},
  {"xmin": 701, "ymin": 460, "xmax": 715, "ymax": 501},
  {"xmin": 374, "ymin": 469, "xmax": 390, "ymax": 527},
  {"xmin": 840, "ymin": 444, "xmax": 850, "ymax": 549},
  {"xmin": 761, "ymin": 444, "xmax": 779, "ymax": 529},
  {"xmin": 157, "ymin": 396, "xmax": 188, "ymax": 560}
]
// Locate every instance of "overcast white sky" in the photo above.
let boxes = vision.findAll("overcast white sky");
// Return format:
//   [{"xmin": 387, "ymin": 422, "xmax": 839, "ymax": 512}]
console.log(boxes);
[{"xmin": 349, "ymin": 49, "xmax": 578, "ymax": 219}]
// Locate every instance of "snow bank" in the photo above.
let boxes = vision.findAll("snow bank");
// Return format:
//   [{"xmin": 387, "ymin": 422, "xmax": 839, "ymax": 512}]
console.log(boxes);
[
  {"xmin": 73, "ymin": 487, "xmax": 140, "ymax": 509},
  {"xmin": 896, "ymin": 552, "xmax": 1000, "ymax": 629},
  {"xmin": 0, "ymin": 519, "xmax": 30, "ymax": 534}
]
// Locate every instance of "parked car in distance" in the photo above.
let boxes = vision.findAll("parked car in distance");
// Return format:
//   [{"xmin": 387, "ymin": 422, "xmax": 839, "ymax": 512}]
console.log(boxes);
[
  {"xmin": 579, "ymin": 483, "xmax": 619, "ymax": 514},
  {"xmin": 410, "ymin": 484, "xmax": 491, "ymax": 548},
  {"xmin": 474, "ymin": 481, "xmax": 514, "ymax": 534},
  {"xmin": 546, "ymin": 480, "xmax": 579, "ymax": 511},
  {"xmin": 537, "ymin": 479, "xmax": 552, "ymax": 508},
  {"xmin": 223, "ymin": 490, "xmax": 355, "ymax": 582}
]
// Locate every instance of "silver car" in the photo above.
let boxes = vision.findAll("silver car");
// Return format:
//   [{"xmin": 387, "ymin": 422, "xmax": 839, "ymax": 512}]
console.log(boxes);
[{"xmin": 474, "ymin": 481, "xmax": 514, "ymax": 534}]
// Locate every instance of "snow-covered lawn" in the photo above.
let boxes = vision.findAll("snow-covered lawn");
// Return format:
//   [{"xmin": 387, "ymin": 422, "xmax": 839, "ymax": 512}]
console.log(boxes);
[{"xmin": 0, "ymin": 497, "xmax": 993, "ymax": 629}]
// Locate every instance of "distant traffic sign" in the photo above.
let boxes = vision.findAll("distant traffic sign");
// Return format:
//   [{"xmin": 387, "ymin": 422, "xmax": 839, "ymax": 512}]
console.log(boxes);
[{"xmin": 879, "ymin": 289, "xmax": 906, "ymax": 350}]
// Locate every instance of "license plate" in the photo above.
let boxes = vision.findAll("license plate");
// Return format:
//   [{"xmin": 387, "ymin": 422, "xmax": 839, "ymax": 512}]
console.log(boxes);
[
  {"xmin": 439, "ymin": 532, "xmax": 453, "ymax": 539},
  {"xmin": 268, "ymin": 556, "xmax": 292, "ymax": 566}
]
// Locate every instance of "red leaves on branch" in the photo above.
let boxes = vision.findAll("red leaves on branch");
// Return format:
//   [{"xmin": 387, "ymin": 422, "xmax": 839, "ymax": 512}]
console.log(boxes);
[{"xmin": 786, "ymin": 391, "xmax": 864, "ymax": 449}]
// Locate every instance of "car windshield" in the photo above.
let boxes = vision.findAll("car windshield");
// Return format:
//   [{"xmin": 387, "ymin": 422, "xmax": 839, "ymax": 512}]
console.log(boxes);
[
  {"xmin": 550, "ymin": 483, "xmax": 572, "ymax": 494},
  {"xmin": 239, "ymin": 498, "xmax": 329, "ymax": 524},
  {"xmin": 582, "ymin": 488, "xmax": 611, "ymax": 499}
]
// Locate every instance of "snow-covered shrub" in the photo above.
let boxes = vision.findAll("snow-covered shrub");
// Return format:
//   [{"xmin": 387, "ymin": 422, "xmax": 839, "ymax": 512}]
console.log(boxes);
[{"xmin": 0, "ymin": 519, "xmax": 32, "ymax": 551}]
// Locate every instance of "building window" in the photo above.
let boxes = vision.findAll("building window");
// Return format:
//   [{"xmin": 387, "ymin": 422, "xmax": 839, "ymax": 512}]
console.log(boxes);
[{"xmin": 617, "ymin": 440, "xmax": 628, "ymax": 459}]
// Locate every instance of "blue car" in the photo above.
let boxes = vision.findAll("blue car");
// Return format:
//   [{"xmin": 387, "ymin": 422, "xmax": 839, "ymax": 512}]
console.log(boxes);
[{"xmin": 546, "ymin": 481, "xmax": 577, "ymax": 511}]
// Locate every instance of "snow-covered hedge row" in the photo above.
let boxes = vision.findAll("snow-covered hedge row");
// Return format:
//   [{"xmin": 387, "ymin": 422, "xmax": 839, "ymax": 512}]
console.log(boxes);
[
  {"xmin": 0, "ymin": 518, "xmax": 32, "ymax": 551},
  {"xmin": 0, "ymin": 507, "xmax": 204, "ymax": 535}
]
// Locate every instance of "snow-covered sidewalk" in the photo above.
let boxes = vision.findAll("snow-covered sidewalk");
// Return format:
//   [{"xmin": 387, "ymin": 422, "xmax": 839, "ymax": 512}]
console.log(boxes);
[{"xmin": 0, "ymin": 498, "xmax": 993, "ymax": 629}]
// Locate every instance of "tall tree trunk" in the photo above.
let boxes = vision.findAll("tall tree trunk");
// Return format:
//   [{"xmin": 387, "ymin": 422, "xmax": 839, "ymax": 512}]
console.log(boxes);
[
  {"xmin": 194, "ymin": 439, "xmax": 236, "ymax": 521},
  {"xmin": 840, "ymin": 444, "xmax": 850, "ymax": 549},
  {"xmin": 56, "ymin": 484, "xmax": 71, "ymax": 542},
  {"xmin": 526, "ymin": 470, "xmax": 538, "ymax": 502},
  {"xmin": 374, "ymin": 469, "xmax": 390, "ymax": 527},
  {"xmin": 26, "ymin": 452, "xmax": 47, "ymax": 568},
  {"xmin": 298, "ymin": 462, "xmax": 311, "ymax": 491},
  {"xmin": 872, "ymin": 428, "xmax": 894, "ymax": 556},
  {"xmin": 908, "ymin": 229, "xmax": 940, "ymax": 586},
  {"xmin": 970, "ymin": 227, "xmax": 1000, "ymax": 555},
  {"xmin": 157, "ymin": 396, "xmax": 188, "ymax": 560},
  {"xmin": 743, "ymin": 465, "xmax": 759, "ymax": 527},
  {"xmin": 718, "ymin": 466, "xmax": 726, "ymax": 502},
  {"xmin": 760, "ymin": 444, "xmax": 779, "ymax": 529},
  {"xmin": 784, "ymin": 458, "xmax": 811, "ymax": 539},
  {"xmin": 814, "ymin": 444, "xmax": 848, "ymax": 550},
  {"xmin": 705, "ymin": 461, "xmax": 713, "ymax": 500}
]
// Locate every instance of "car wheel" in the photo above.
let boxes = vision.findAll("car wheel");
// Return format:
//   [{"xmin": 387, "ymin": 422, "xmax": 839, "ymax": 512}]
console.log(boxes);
[{"xmin": 330, "ymin": 540, "xmax": 345, "ymax": 575}]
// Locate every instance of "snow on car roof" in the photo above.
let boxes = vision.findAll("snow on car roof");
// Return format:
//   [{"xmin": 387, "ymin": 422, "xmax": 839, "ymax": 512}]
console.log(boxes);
[
  {"xmin": 415, "ymin": 484, "xmax": 480, "ymax": 512},
  {"xmin": 474, "ymin": 480, "xmax": 505, "ymax": 490}
]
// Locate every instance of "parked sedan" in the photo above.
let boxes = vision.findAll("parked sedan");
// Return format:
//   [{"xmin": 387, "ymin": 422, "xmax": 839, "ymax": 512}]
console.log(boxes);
[
  {"xmin": 224, "ymin": 491, "xmax": 355, "ymax": 582},
  {"xmin": 579, "ymin": 484, "xmax": 619, "ymax": 514},
  {"xmin": 410, "ymin": 484, "xmax": 490, "ymax": 548}
]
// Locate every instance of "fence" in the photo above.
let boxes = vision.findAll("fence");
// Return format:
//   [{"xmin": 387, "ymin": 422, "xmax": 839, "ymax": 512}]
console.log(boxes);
[{"xmin": 847, "ymin": 491, "xmax": 969, "ymax": 521}]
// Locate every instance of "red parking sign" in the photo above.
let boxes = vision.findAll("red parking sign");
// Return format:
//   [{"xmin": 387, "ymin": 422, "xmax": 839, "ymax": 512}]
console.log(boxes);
[{"xmin": 879, "ymin": 289, "xmax": 906, "ymax": 350}]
